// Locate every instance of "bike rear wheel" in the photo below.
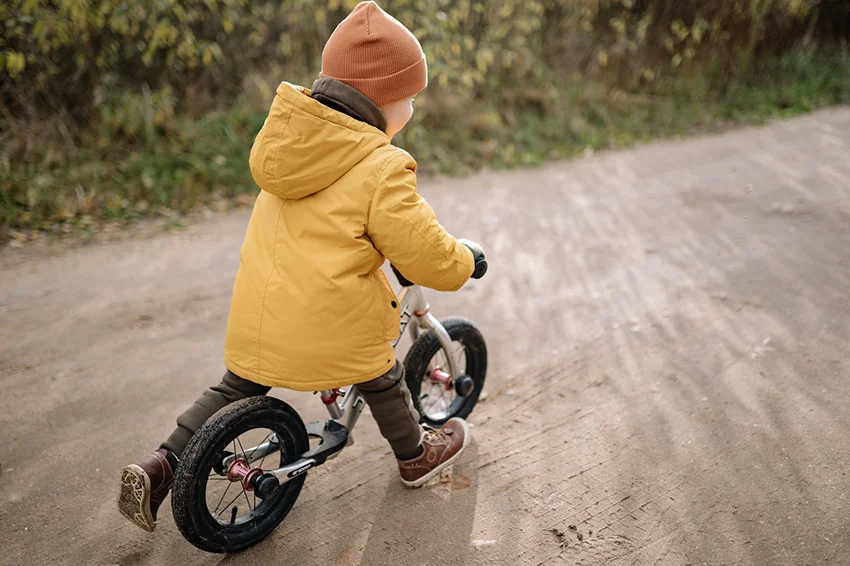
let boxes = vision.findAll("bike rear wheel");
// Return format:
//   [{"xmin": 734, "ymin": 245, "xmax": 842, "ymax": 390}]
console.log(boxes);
[
  {"xmin": 171, "ymin": 396, "xmax": 308, "ymax": 553},
  {"xmin": 404, "ymin": 317, "xmax": 487, "ymax": 427}
]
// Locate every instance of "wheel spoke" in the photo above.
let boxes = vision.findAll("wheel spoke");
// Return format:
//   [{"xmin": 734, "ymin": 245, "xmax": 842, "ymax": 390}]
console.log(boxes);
[
  {"xmin": 424, "ymin": 383, "xmax": 437, "ymax": 412},
  {"xmin": 212, "ymin": 480, "xmax": 233, "ymax": 517},
  {"xmin": 424, "ymin": 390, "xmax": 435, "ymax": 415},
  {"xmin": 437, "ymin": 380, "xmax": 449, "ymax": 404},
  {"xmin": 246, "ymin": 431, "xmax": 273, "ymax": 461},
  {"xmin": 436, "ymin": 385, "xmax": 447, "ymax": 410},
  {"xmin": 220, "ymin": 488, "xmax": 247, "ymax": 521},
  {"xmin": 428, "ymin": 384, "xmax": 445, "ymax": 416},
  {"xmin": 434, "ymin": 383, "xmax": 446, "ymax": 412},
  {"xmin": 243, "ymin": 485, "xmax": 254, "ymax": 512},
  {"xmin": 257, "ymin": 443, "xmax": 270, "ymax": 476},
  {"xmin": 236, "ymin": 436, "xmax": 248, "ymax": 459}
]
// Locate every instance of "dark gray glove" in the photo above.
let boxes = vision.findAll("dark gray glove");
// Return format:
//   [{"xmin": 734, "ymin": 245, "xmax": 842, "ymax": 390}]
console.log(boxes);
[
  {"xmin": 458, "ymin": 238, "xmax": 487, "ymax": 279},
  {"xmin": 458, "ymin": 238, "xmax": 484, "ymax": 261}
]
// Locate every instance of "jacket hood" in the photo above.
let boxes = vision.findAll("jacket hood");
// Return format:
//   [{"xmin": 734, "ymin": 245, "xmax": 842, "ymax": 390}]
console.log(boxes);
[{"xmin": 249, "ymin": 82, "xmax": 390, "ymax": 200}]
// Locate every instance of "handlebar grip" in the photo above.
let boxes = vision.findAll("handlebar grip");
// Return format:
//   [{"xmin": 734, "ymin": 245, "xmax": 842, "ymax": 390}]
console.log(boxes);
[
  {"xmin": 471, "ymin": 257, "xmax": 488, "ymax": 279},
  {"xmin": 391, "ymin": 265, "xmax": 415, "ymax": 287}
]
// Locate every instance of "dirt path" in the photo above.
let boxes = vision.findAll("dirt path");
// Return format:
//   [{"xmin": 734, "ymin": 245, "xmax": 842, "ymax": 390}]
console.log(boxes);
[{"xmin": 2, "ymin": 109, "xmax": 850, "ymax": 566}]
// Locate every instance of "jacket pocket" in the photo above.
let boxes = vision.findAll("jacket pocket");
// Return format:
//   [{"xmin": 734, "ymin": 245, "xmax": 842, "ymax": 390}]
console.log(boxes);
[{"xmin": 372, "ymin": 270, "xmax": 401, "ymax": 341}]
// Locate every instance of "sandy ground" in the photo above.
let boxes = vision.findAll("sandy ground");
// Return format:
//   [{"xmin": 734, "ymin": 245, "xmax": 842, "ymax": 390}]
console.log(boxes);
[{"xmin": 1, "ymin": 109, "xmax": 849, "ymax": 566}]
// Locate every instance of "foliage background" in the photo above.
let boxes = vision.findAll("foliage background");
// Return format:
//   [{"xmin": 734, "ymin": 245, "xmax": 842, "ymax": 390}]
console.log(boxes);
[{"xmin": 2, "ymin": 0, "xmax": 849, "ymax": 240}]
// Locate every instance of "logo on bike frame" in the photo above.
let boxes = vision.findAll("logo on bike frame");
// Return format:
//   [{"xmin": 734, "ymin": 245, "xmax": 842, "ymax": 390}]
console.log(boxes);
[{"xmin": 287, "ymin": 462, "xmax": 314, "ymax": 478}]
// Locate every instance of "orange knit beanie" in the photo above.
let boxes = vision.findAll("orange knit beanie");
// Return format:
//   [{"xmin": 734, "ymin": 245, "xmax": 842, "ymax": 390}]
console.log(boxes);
[{"xmin": 320, "ymin": 1, "xmax": 428, "ymax": 106}]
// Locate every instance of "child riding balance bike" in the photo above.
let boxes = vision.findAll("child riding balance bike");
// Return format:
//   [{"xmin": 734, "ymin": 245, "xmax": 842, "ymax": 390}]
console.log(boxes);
[{"xmin": 118, "ymin": 1, "xmax": 489, "ymax": 552}]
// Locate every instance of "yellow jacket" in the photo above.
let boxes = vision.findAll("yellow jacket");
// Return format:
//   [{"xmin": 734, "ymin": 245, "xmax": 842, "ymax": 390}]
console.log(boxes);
[{"xmin": 224, "ymin": 82, "xmax": 474, "ymax": 391}]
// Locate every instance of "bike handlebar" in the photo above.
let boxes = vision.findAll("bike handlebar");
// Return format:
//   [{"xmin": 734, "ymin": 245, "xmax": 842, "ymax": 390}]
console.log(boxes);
[{"xmin": 471, "ymin": 256, "xmax": 488, "ymax": 279}]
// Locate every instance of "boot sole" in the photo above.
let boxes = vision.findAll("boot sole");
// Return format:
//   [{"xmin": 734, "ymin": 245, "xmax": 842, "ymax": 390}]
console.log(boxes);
[
  {"xmin": 118, "ymin": 465, "xmax": 156, "ymax": 532},
  {"xmin": 401, "ymin": 419, "xmax": 471, "ymax": 488}
]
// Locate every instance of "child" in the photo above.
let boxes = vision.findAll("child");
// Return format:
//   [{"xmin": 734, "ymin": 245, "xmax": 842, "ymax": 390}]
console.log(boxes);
[{"xmin": 118, "ymin": 1, "xmax": 485, "ymax": 532}]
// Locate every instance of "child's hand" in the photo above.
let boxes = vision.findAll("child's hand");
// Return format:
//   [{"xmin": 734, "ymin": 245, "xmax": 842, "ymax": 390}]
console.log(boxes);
[
  {"xmin": 458, "ymin": 239, "xmax": 488, "ymax": 279},
  {"xmin": 458, "ymin": 238, "xmax": 485, "ymax": 262}
]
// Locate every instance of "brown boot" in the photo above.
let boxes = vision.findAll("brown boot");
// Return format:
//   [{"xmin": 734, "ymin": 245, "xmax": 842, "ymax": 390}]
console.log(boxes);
[
  {"xmin": 397, "ymin": 418, "xmax": 470, "ymax": 488},
  {"xmin": 118, "ymin": 449, "xmax": 175, "ymax": 532}
]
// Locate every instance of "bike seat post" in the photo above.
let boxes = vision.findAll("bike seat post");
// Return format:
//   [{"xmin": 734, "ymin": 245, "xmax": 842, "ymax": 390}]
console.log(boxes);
[{"xmin": 320, "ymin": 389, "xmax": 344, "ymax": 419}]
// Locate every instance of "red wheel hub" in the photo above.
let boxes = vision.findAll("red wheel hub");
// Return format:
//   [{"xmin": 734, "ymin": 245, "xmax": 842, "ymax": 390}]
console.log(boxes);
[
  {"xmin": 428, "ymin": 367, "xmax": 453, "ymax": 390},
  {"xmin": 226, "ymin": 458, "xmax": 263, "ymax": 491}
]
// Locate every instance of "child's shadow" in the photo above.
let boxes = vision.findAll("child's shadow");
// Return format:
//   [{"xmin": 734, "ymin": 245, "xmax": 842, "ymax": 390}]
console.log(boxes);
[{"xmin": 359, "ymin": 442, "xmax": 480, "ymax": 566}]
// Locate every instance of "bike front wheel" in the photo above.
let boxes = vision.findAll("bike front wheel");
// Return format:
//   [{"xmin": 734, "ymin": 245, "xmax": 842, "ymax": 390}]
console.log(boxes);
[{"xmin": 404, "ymin": 317, "xmax": 487, "ymax": 427}]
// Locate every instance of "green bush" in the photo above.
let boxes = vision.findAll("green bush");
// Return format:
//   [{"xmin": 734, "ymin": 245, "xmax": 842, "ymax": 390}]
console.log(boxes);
[
  {"xmin": 1, "ymin": 0, "xmax": 848, "ymax": 239},
  {"xmin": 1, "ymin": 0, "xmax": 831, "ymax": 125}
]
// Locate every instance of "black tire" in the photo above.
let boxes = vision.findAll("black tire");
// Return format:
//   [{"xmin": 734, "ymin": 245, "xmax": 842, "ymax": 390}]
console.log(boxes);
[
  {"xmin": 404, "ymin": 317, "xmax": 487, "ymax": 427},
  {"xmin": 171, "ymin": 396, "xmax": 309, "ymax": 553}
]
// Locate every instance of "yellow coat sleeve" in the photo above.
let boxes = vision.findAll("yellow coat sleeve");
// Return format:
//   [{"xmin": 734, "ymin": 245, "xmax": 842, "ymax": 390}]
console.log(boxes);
[{"xmin": 367, "ymin": 152, "xmax": 475, "ymax": 292}]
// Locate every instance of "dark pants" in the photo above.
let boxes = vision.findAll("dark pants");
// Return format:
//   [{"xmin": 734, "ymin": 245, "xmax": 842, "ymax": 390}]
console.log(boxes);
[{"xmin": 161, "ymin": 361, "xmax": 422, "ymax": 458}]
